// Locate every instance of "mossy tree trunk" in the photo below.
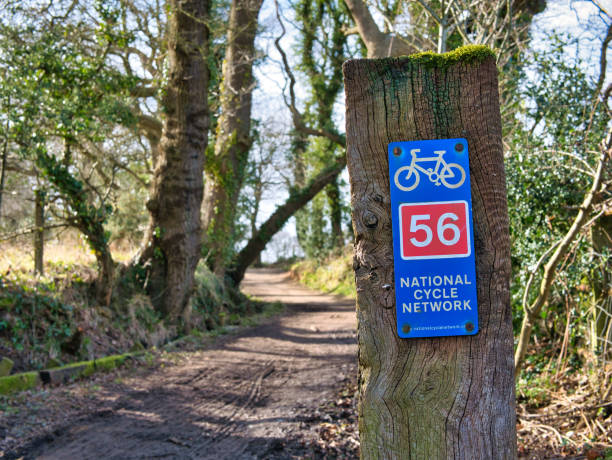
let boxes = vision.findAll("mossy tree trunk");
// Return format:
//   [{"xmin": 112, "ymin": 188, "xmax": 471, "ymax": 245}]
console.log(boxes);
[
  {"xmin": 327, "ymin": 178, "xmax": 344, "ymax": 248},
  {"xmin": 293, "ymin": 131, "xmax": 310, "ymax": 253},
  {"xmin": 343, "ymin": 48, "xmax": 516, "ymax": 458},
  {"xmin": 201, "ymin": 0, "xmax": 263, "ymax": 277},
  {"xmin": 0, "ymin": 115, "xmax": 7, "ymax": 223},
  {"xmin": 136, "ymin": 0, "xmax": 210, "ymax": 321},
  {"xmin": 294, "ymin": 0, "xmax": 348, "ymax": 255},
  {"xmin": 89, "ymin": 228, "xmax": 115, "ymax": 307},
  {"xmin": 34, "ymin": 189, "xmax": 45, "ymax": 276}
]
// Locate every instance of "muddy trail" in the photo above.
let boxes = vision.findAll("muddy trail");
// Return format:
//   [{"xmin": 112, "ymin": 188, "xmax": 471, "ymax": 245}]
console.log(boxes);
[{"xmin": 4, "ymin": 269, "xmax": 358, "ymax": 459}]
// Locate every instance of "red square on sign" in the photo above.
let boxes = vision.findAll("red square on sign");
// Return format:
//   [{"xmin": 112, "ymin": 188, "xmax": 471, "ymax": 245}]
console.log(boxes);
[{"xmin": 399, "ymin": 201, "xmax": 471, "ymax": 259}]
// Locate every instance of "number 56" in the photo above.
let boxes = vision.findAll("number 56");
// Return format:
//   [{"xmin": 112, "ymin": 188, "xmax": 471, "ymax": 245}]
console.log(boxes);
[{"xmin": 409, "ymin": 213, "xmax": 461, "ymax": 247}]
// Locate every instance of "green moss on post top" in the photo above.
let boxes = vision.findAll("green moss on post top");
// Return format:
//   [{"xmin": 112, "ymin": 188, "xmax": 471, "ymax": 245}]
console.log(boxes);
[{"xmin": 402, "ymin": 45, "xmax": 495, "ymax": 69}]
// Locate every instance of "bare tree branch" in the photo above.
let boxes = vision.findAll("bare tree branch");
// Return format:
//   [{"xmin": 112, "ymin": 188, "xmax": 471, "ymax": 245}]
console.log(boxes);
[
  {"xmin": 0, "ymin": 223, "xmax": 71, "ymax": 243},
  {"xmin": 343, "ymin": 0, "xmax": 414, "ymax": 57},
  {"xmin": 596, "ymin": 22, "xmax": 612, "ymax": 97},
  {"xmin": 273, "ymin": 0, "xmax": 346, "ymax": 147},
  {"xmin": 515, "ymin": 129, "xmax": 612, "ymax": 376}
]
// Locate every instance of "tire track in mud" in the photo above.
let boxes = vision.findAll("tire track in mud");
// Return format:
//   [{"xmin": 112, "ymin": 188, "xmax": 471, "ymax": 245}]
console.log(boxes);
[{"xmin": 14, "ymin": 268, "xmax": 357, "ymax": 460}]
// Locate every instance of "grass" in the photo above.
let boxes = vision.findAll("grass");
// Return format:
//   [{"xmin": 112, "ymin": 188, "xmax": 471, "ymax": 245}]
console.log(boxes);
[
  {"xmin": 291, "ymin": 246, "xmax": 356, "ymax": 298},
  {"xmin": 0, "ymin": 230, "xmax": 137, "ymax": 274},
  {"xmin": 0, "ymin": 235, "xmax": 288, "ymax": 387},
  {"xmin": 191, "ymin": 262, "xmax": 285, "ymax": 332}
]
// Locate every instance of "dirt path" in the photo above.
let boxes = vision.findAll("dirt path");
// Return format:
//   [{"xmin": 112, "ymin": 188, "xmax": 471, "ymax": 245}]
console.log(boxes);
[{"xmin": 7, "ymin": 268, "xmax": 357, "ymax": 459}]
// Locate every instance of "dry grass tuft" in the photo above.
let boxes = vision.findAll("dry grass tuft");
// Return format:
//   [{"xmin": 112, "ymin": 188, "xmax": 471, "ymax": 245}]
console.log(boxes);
[{"xmin": 0, "ymin": 231, "xmax": 138, "ymax": 274}]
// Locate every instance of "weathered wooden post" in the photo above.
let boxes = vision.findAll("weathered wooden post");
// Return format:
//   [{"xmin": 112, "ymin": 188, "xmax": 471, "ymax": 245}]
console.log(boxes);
[{"xmin": 343, "ymin": 46, "xmax": 516, "ymax": 458}]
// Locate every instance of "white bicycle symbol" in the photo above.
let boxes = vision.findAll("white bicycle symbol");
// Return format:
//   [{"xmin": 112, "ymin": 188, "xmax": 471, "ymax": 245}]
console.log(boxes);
[{"xmin": 394, "ymin": 149, "xmax": 466, "ymax": 192}]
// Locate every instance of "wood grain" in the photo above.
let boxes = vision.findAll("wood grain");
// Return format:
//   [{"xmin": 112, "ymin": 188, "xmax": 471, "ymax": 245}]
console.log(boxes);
[{"xmin": 343, "ymin": 56, "xmax": 516, "ymax": 459}]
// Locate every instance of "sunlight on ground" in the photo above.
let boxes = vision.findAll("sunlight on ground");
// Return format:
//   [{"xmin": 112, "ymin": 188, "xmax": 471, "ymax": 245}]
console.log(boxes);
[{"xmin": 0, "ymin": 232, "xmax": 137, "ymax": 273}]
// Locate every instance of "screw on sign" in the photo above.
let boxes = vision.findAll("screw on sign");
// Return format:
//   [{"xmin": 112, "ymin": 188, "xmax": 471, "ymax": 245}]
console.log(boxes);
[
  {"xmin": 344, "ymin": 51, "xmax": 516, "ymax": 459},
  {"xmin": 388, "ymin": 138, "xmax": 479, "ymax": 338}
]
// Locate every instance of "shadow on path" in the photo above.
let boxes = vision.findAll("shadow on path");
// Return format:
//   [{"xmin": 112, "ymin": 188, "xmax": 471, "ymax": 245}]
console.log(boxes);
[{"xmin": 10, "ymin": 269, "xmax": 357, "ymax": 460}]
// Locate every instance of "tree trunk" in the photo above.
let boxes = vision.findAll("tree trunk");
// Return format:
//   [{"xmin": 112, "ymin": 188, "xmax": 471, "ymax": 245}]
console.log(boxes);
[
  {"xmin": 250, "ymin": 172, "xmax": 263, "ymax": 267},
  {"xmin": 227, "ymin": 155, "xmax": 346, "ymax": 285},
  {"xmin": 201, "ymin": 0, "xmax": 263, "ymax": 277},
  {"xmin": 590, "ymin": 212, "xmax": 612, "ymax": 357},
  {"xmin": 0, "ymin": 120, "xmax": 7, "ymax": 224},
  {"xmin": 89, "ymin": 230, "xmax": 114, "ymax": 307},
  {"xmin": 343, "ymin": 0, "xmax": 415, "ymax": 57},
  {"xmin": 292, "ymin": 131, "xmax": 310, "ymax": 252},
  {"xmin": 34, "ymin": 189, "xmax": 45, "ymax": 276},
  {"xmin": 327, "ymin": 178, "xmax": 343, "ymax": 249},
  {"xmin": 343, "ymin": 49, "xmax": 516, "ymax": 458},
  {"xmin": 136, "ymin": 0, "xmax": 210, "ymax": 320}
]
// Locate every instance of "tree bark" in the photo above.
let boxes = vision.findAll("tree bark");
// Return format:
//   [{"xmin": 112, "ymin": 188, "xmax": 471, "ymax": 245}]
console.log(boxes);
[
  {"xmin": 292, "ymin": 131, "xmax": 310, "ymax": 253},
  {"xmin": 249, "ymin": 163, "xmax": 264, "ymax": 267},
  {"xmin": 89, "ymin": 228, "xmax": 115, "ymax": 307},
  {"xmin": 136, "ymin": 0, "xmax": 210, "ymax": 320},
  {"xmin": 0, "ymin": 116, "xmax": 7, "ymax": 223},
  {"xmin": 343, "ymin": 51, "xmax": 516, "ymax": 458},
  {"xmin": 201, "ymin": 0, "xmax": 263, "ymax": 277},
  {"xmin": 327, "ymin": 178, "xmax": 344, "ymax": 248},
  {"xmin": 34, "ymin": 189, "xmax": 45, "ymax": 276}
]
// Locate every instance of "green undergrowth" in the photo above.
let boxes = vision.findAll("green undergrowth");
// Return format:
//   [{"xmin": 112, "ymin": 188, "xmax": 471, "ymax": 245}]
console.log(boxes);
[
  {"xmin": 191, "ymin": 263, "xmax": 284, "ymax": 331},
  {"xmin": 0, "ymin": 259, "xmax": 285, "ymax": 379},
  {"xmin": 291, "ymin": 246, "xmax": 356, "ymax": 298},
  {"xmin": 0, "ymin": 270, "xmax": 80, "ymax": 371}
]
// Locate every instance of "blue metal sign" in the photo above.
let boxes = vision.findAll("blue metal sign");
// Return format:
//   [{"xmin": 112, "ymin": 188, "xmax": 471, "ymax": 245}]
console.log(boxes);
[{"xmin": 388, "ymin": 138, "xmax": 478, "ymax": 338}]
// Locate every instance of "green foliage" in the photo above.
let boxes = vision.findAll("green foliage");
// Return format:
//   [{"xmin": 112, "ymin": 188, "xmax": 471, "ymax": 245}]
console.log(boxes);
[
  {"xmin": 190, "ymin": 262, "xmax": 284, "ymax": 331},
  {"xmin": 0, "ymin": 272, "xmax": 76, "ymax": 367},
  {"xmin": 291, "ymin": 245, "xmax": 356, "ymax": 298},
  {"xmin": 296, "ymin": 0, "xmax": 349, "ymax": 130},
  {"xmin": 0, "ymin": 260, "xmax": 163, "ymax": 373},
  {"xmin": 0, "ymin": 1, "xmax": 139, "ymax": 268},
  {"xmin": 507, "ymin": 34, "xmax": 610, "ymax": 373},
  {"xmin": 291, "ymin": 0, "xmax": 350, "ymax": 259},
  {"xmin": 105, "ymin": 184, "xmax": 149, "ymax": 246},
  {"xmin": 296, "ymin": 191, "xmax": 331, "ymax": 259},
  {"xmin": 516, "ymin": 372, "xmax": 553, "ymax": 408}
]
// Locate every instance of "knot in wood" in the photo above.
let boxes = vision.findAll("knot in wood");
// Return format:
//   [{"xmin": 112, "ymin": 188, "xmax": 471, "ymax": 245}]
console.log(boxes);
[{"xmin": 363, "ymin": 211, "xmax": 379, "ymax": 229}]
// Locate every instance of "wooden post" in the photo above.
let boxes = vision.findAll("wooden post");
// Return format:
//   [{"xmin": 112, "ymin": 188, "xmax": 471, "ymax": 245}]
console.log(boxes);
[{"xmin": 343, "ymin": 46, "xmax": 516, "ymax": 458}]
